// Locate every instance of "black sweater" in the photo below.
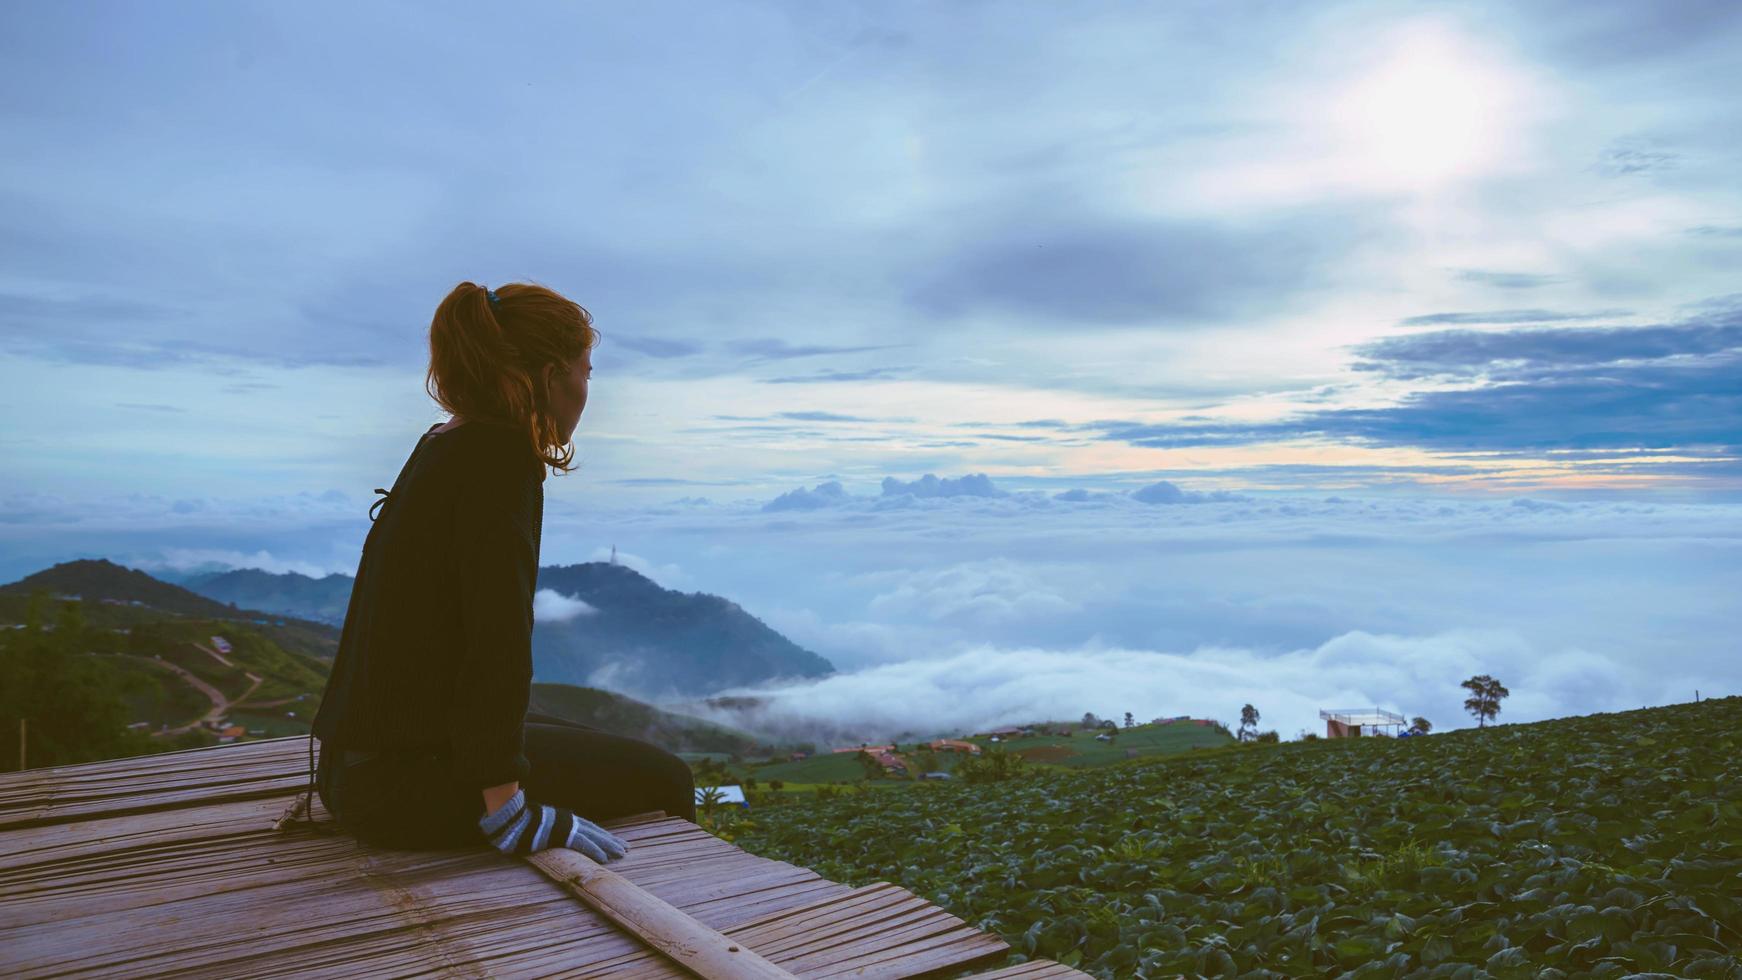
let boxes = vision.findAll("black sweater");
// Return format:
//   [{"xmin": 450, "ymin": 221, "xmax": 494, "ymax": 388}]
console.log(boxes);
[{"xmin": 311, "ymin": 418, "xmax": 545, "ymax": 791}]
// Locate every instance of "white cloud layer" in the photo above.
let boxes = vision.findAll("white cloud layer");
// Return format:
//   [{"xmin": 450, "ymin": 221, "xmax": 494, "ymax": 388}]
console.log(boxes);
[{"xmin": 679, "ymin": 625, "xmax": 1702, "ymax": 748}]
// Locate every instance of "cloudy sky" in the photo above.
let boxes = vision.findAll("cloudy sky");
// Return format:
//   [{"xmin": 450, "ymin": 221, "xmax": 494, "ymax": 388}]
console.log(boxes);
[{"xmin": 3, "ymin": 1, "xmax": 1738, "ymax": 740}]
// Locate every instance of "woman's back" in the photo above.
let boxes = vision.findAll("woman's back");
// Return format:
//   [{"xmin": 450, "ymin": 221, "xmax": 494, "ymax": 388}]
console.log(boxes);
[{"xmin": 311, "ymin": 417, "xmax": 545, "ymax": 791}]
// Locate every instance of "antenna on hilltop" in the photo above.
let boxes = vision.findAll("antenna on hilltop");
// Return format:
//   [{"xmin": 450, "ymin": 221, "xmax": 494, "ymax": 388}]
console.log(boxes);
[{"xmin": 610, "ymin": 545, "xmax": 617, "ymax": 565}]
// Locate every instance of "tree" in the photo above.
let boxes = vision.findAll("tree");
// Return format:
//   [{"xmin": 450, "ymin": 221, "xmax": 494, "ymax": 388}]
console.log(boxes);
[
  {"xmin": 1461, "ymin": 675, "xmax": 1509, "ymax": 728},
  {"xmin": 855, "ymin": 748, "xmax": 883, "ymax": 780},
  {"xmin": 1123, "ymin": 711, "xmax": 1134, "ymax": 728},
  {"xmin": 0, "ymin": 594, "xmax": 152, "ymax": 771},
  {"xmin": 1082, "ymin": 711, "xmax": 1100, "ymax": 729},
  {"xmin": 1238, "ymin": 704, "xmax": 1260, "ymax": 742},
  {"xmin": 1410, "ymin": 716, "xmax": 1433, "ymax": 735},
  {"xmin": 954, "ymin": 743, "xmax": 1031, "ymax": 784}
]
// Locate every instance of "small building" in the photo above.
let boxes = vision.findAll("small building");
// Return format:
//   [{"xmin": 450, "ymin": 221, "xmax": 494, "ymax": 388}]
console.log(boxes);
[
  {"xmin": 216, "ymin": 725, "xmax": 247, "ymax": 744},
  {"xmin": 1094, "ymin": 733, "xmax": 1112, "ymax": 742},
  {"xmin": 928, "ymin": 738, "xmax": 981, "ymax": 755},
  {"xmin": 921, "ymin": 771, "xmax": 951, "ymax": 780},
  {"xmin": 788, "ymin": 751, "xmax": 809, "ymax": 761},
  {"xmin": 1320, "ymin": 708, "xmax": 1407, "ymax": 739},
  {"xmin": 210, "ymin": 636, "xmax": 232, "ymax": 654}
]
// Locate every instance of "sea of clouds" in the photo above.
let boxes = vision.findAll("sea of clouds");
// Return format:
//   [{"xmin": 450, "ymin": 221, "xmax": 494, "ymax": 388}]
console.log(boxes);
[{"xmin": 10, "ymin": 475, "xmax": 1735, "ymax": 745}]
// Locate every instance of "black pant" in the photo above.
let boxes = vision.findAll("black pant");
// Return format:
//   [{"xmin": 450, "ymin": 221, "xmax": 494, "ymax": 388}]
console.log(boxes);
[{"xmin": 317, "ymin": 711, "xmax": 698, "ymax": 850}]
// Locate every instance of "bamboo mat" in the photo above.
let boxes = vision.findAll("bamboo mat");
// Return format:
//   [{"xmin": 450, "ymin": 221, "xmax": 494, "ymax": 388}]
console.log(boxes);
[{"xmin": 0, "ymin": 736, "xmax": 1095, "ymax": 979}]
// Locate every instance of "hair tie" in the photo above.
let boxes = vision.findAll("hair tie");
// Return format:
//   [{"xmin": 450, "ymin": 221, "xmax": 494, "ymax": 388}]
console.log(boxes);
[{"xmin": 486, "ymin": 287, "xmax": 500, "ymax": 308}]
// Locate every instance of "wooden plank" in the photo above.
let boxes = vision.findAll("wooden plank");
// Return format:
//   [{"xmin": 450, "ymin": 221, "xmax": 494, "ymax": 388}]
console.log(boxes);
[{"xmin": 529, "ymin": 847, "xmax": 799, "ymax": 979}]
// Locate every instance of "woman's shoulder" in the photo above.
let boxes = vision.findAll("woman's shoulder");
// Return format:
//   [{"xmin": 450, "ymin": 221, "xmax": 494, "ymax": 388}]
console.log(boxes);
[{"xmin": 437, "ymin": 420, "xmax": 544, "ymax": 480}]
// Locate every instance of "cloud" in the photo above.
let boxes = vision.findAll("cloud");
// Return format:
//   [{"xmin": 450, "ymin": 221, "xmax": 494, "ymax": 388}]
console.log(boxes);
[
  {"xmin": 763, "ymin": 480, "xmax": 851, "ymax": 512},
  {"xmin": 1054, "ymin": 488, "xmax": 1119, "ymax": 502},
  {"xmin": 905, "ymin": 209, "xmax": 1372, "ymax": 327},
  {"xmin": 1398, "ymin": 309, "xmax": 1627, "ymax": 326},
  {"xmin": 1089, "ymin": 310, "xmax": 1742, "ymax": 463},
  {"xmin": 534, "ymin": 589, "xmax": 598, "ymax": 623},
  {"xmin": 881, "ymin": 473, "xmax": 1007, "ymax": 498},
  {"xmin": 760, "ymin": 367, "xmax": 909, "ymax": 384},
  {"xmin": 678, "ymin": 626, "xmax": 1703, "ymax": 748},
  {"xmin": 865, "ymin": 558, "xmax": 1081, "ymax": 625},
  {"xmin": 610, "ymin": 335, "xmax": 704, "ymax": 359},
  {"xmin": 1351, "ymin": 319, "xmax": 1742, "ymax": 379},
  {"xmin": 1131, "ymin": 480, "xmax": 1249, "ymax": 504},
  {"xmin": 1593, "ymin": 136, "xmax": 1679, "ymax": 176},
  {"xmin": 1452, "ymin": 269, "xmax": 1568, "ymax": 289},
  {"xmin": 772, "ymin": 411, "xmax": 887, "ymax": 423},
  {"xmin": 736, "ymin": 338, "xmax": 907, "ymax": 362},
  {"xmin": 1686, "ymin": 225, "xmax": 1742, "ymax": 238}
]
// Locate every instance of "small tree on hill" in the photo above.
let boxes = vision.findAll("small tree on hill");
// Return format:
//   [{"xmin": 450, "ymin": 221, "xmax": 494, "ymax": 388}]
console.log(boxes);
[
  {"xmin": 954, "ymin": 743, "xmax": 1031, "ymax": 784},
  {"xmin": 1082, "ymin": 711, "xmax": 1100, "ymax": 729},
  {"xmin": 1238, "ymin": 704, "xmax": 1260, "ymax": 742},
  {"xmin": 1461, "ymin": 675, "xmax": 1509, "ymax": 728},
  {"xmin": 855, "ymin": 748, "xmax": 883, "ymax": 780},
  {"xmin": 1124, "ymin": 711, "xmax": 1134, "ymax": 728},
  {"xmin": 1410, "ymin": 716, "xmax": 1433, "ymax": 735}
]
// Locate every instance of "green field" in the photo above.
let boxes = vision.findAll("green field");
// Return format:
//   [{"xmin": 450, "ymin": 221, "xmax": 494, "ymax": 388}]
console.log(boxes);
[
  {"xmin": 972, "ymin": 722, "xmax": 1233, "ymax": 768},
  {"xmin": 734, "ymin": 697, "xmax": 1742, "ymax": 978},
  {"xmin": 725, "ymin": 722, "xmax": 1235, "ymax": 788}
]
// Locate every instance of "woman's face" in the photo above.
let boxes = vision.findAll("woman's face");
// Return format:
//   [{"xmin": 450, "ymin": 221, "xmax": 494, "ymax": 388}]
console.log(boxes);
[{"xmin": 544, "ymin": 350, "xmax": 593, "ymax": 444}]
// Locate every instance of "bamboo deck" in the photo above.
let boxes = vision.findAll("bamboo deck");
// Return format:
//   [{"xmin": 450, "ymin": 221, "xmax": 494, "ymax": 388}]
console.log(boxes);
[{"xmin": 0, "ymin": 736, "xmax": 1094, "ymax": 979}]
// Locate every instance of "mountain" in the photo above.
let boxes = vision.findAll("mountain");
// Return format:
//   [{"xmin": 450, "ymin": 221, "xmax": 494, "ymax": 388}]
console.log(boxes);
[
  {"xmin": 179, "ymin": 568, "xmax": 356, "ymax": 626},
  {"xmin": 168, "ymin": 559, "xmax": 835, "ymax": 699},
  {"xmin": 0, "ymin": 558, "xmax": 324, "ymax": 626},
  {"xmin": 528, "ymin": 561, "xmax": 836, "ymax": 700}
]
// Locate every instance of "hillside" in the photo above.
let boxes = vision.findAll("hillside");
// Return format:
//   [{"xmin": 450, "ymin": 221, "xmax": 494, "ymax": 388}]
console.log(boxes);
[
  {"xmin": 0, "ymin": 558, "xmax": 331, "ymax": 631},
  {"xmin": 733, "ymin": 696, "xmax": 1742, "ymax": 977},
  {"xmin": 527, "ymin": 682, "xmax": 767, "ymax": 757},
  {"xmin": 0, "ymin": 561, "xmax": 787, "ymax": 762}
]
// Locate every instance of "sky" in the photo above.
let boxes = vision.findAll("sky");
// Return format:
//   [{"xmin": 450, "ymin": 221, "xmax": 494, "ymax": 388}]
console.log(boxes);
[{"xmin": 2, "ymin": 1, "xmax": 1739, "ymax": 742}]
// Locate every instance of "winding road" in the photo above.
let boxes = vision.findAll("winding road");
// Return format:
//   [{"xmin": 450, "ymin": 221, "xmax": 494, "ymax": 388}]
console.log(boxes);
[{"xmin": 102, "ymin": 652, "xmax": 265, "ymax": 737}]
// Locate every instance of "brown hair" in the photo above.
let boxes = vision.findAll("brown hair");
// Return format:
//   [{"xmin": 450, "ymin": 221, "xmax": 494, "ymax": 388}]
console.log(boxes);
[{"xmin": 425, "ymin": 280, "xmax": 600, "ymax": 475}]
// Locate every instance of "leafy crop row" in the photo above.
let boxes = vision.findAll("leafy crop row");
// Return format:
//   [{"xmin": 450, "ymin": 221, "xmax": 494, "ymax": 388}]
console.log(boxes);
[{"xmin": 734, "ymin": 697, "xmax": 1742, "ymax": 978}]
